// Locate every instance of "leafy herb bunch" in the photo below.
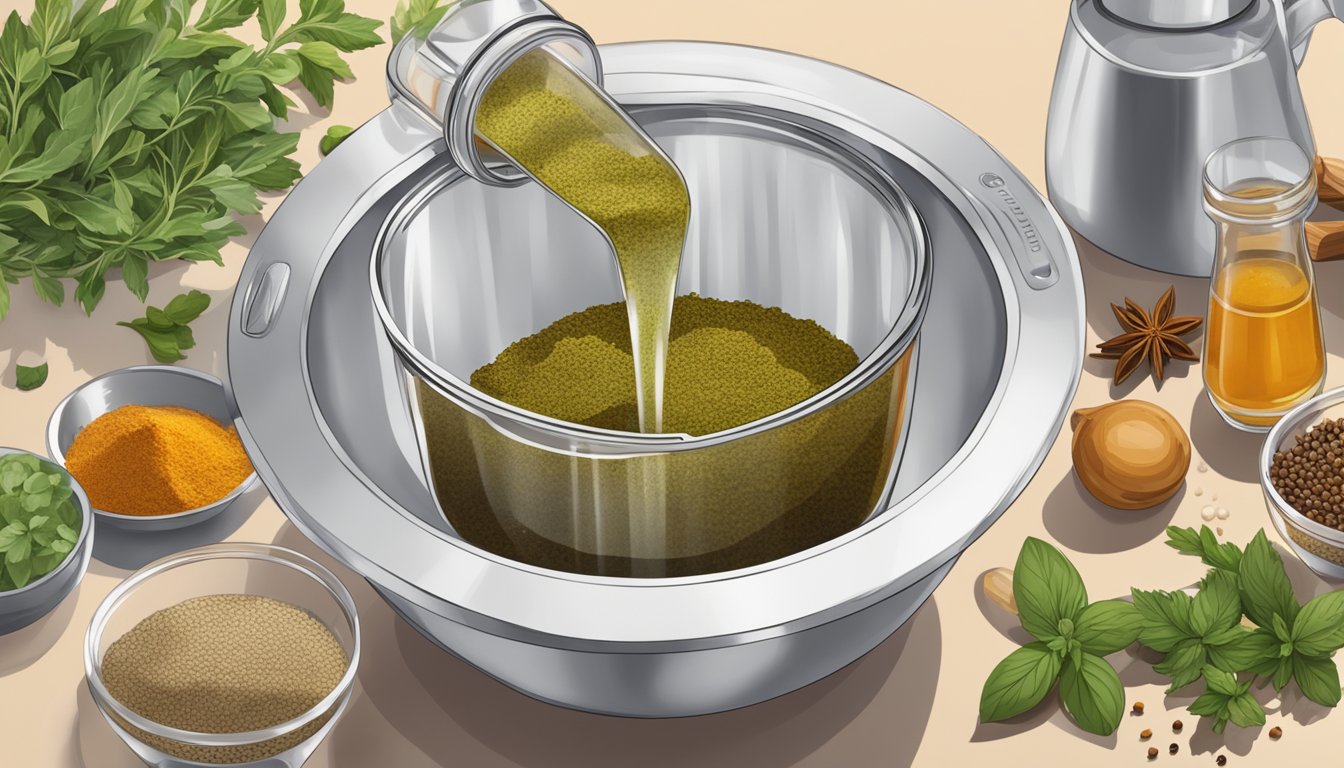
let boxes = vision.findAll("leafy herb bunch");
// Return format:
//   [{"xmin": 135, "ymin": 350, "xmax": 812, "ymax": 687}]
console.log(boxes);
[
  {"xmin": 979, "ymin": 538, "xmax": 1140, "ymax": 735},
  {"xmin": 1134, "ymin": 527, "xmax": 1344, "ymax": 731},
  {"xmin": 980, "ymin": 527, "xmax": 1344, "ymax": 737},
  {"xmin": 0, "ymin": 453, "xmax": 82, "ymax": 591},
  {"xmin": 0, "ymin": 0, "xmax": 383, "ymax": 322}
]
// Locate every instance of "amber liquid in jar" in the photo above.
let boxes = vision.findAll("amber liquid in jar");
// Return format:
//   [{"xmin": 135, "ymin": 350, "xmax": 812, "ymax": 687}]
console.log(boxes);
[{"xmin": 1205, "ymin": 252, "xmax": 1324, "ymax": 427}]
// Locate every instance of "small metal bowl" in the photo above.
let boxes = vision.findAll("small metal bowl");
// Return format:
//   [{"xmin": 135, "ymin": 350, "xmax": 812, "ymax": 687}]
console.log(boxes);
[
  {"xmin": 0, "ymin": 447, "xmax": 94, "ymax": 635},
  {"xmin": 46, "ymin": 366, "xmax": 259, "ymax": 532},
  {"xmin": 1261, "ymin": 386, "xmax": 1344, "ymax": 579}
]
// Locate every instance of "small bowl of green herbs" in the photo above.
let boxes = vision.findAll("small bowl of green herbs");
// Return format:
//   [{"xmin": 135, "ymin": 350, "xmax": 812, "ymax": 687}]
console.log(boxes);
[{"xmin": 0, "ymin": 448, "xmax": 93, "ymax": 635}]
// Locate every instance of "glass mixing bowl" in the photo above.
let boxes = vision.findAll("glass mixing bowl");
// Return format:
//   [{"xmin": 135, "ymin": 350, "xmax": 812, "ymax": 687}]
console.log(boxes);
[
  {"xmin": 1262, "ymin": 386, "xmax": 1344, "ymax": 579},
  {"xmin": 373, "ymin": 106, "xmax": 930, "ymax": 578},
  {"xmin": 84, "ymin": 544, "xmax": 360, "ymax": 767}
]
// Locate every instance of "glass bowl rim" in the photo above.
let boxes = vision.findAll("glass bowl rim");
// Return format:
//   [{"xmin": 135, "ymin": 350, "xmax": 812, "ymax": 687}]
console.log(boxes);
[
  {"xmin": 83, "ymin": 543, "xmax": 361, "ymax": 747},
  {"xmin": 1260, "ymin": 386, "xmax": 1344, "ymax": 546},
  {"xmin": 370, "ymin": 104, "xmax": 932, "ymax": 453}
]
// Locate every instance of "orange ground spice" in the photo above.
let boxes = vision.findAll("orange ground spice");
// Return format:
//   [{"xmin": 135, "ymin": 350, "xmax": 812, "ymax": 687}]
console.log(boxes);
[{"xmin": 65, "ymin": 405, "xmax": 253, "ymax": 516}]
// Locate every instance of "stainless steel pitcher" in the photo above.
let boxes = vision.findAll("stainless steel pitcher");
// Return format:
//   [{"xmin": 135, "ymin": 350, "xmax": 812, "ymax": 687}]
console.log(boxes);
[{"xmin": 1046, "ymin": 0, "xmax": 1342, "ymax": 276}]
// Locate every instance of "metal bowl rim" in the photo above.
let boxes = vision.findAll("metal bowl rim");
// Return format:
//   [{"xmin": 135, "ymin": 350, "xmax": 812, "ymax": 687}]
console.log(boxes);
[{"xmin": 45, "ymin": 365, "xmax": 259, "ymax": 526}]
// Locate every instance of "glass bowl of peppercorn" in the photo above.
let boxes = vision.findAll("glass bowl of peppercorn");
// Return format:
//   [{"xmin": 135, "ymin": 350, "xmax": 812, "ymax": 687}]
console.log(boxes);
[
  {"xmin": 1262, "ymin": 386, "xmax": 1344, "ymax": 579},
  {"xmin": 84, "ymin": 543, "xmax": 360, "ymax": 767}
]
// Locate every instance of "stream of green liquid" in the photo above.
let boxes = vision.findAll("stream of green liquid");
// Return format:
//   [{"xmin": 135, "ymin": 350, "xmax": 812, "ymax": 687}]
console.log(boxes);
[{"xmin": 475, "ymin": 48, "xmax": 690, "ymax": 433}]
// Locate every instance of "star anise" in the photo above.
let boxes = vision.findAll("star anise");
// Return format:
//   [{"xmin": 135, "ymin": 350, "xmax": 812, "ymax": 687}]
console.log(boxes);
[{"xmin": 1092, "ymin": 285, "xmax": 1202, "ymax": 385}]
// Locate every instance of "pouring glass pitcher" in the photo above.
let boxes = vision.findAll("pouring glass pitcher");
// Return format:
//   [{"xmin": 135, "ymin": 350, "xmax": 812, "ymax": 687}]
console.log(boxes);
[{"xmin": 1046, "ymin": 0, "xmax": 1342, "ymax": 277}]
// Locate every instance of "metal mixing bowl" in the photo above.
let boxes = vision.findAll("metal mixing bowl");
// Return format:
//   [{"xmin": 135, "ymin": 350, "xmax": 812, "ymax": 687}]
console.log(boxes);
[
  {"xmin": 0, "ymin": 447, "xmax": 93, "ymax": 635},
  {"xmin": 1261, "ymin": 386, "xmax": 1344, "ymax": 578},
  {"xmin": 47, "ymin": 366, "xmax": 259, "ymax": 531},
  {"xmin": 229, "ymin": 41, "xmax": 1084, "ymax": 717}
]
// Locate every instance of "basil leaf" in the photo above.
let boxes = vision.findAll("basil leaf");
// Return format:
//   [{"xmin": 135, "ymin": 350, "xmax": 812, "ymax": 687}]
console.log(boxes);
[
  {"xmin": 6, "ymin": 535, "xmax": 31, "ymax": 564},
  {"xmin": 1014, "ymin": 537, "xmax": 1088, "ymax": 642},
  {"xmin": 1272, "ymin": 613, "xmax": 1291, "ymax": 643},
  {"xmin": 319, "ymin": 124, "xmax": 353, "ymax": 156},
  {"xmin": 1202, "ymin": 664, "xmax": 1239, "ymax": 696},
  {"xmin": 1059, "ymin": 652, "xmax": 1125, "ymax": 736},
  {"xmin": 162, "ymin": 289, "xmax": 211, "ymax": 325},
  {"xmin": 1225, "ymin": 692, "xmax": 1266, "ymax": 729},
  {"xmin": 1239, "ymin": 531, "xmax": 1299, "ymax": 630},
  {"xmin": 1272, "ymin": 656, "xmax": 1295, "ymax": 690},
  {"xmin": 6, "ymin": 553, "xmax": 31, "ymax": 588},
  {"xmin": 0, "ymin": 497, "xmax": 21, "ymax": 526},
  {"xmin": 1132, "ymin": 588, "xmax": 1195, "ymax": 652},
  {"xmin": 1073, "ymin": 600, "xmax": 1141, "ymax": 655},
  {"xmin": 1187, "ymin": 691, "xmax": 1225, "ymax": 717},
  {"xmin": 1154, "ymin": 637, "xmax": 1207, "ymax": 692},
  {"xmin": 258, "ymin": 0, "xmax": 287, "ymax": 40},
  {"xmin": 15, "ymin": 362, "xmax": 47, "ymax": 390},
  {"xmin": 1192, "ymin": 569, "xmax": 1242, "ymax": 637},
  {"xmin": 1208, "ymin": 628, "xmax": 1278, "ymax": 673},
  {"xmin": 979, "ymin": 641, "xmax": 1062, "ymax": 723},
  {"xmin": 1292, "ymin": 591, "xmax": 1344, "ymax": 657},
  {"xmin": 1292, "ymin": 654, "xmax": 1342, "ymax": 707}
]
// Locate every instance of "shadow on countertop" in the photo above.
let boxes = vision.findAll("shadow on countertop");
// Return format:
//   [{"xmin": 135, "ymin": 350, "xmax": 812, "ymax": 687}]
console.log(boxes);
[
  {"xmin": 269, "ymin": 522, "xmax": 943, "ymax": 768},
  {"xmin": 1042, "ymin": 472, "xmax": 1181, "ymax": 554},
  {"xmin": 85, "ymin": 482, "xmax": 266, "ymax": 575},
  {"xmin": 0, "ymin": 588, "xmax": 79, "ymax": 677}
]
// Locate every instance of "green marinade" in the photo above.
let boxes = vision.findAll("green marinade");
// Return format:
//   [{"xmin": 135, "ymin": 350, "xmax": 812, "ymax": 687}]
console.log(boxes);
[{"xmin": 476, "ymin": 47, "xmax": 690, "ymax": 433}]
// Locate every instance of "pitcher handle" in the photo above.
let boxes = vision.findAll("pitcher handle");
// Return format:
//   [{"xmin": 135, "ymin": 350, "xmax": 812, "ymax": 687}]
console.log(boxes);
[{"xmin": 1287, "ymin": 0, "xmax": 1342, "ymax": 67}]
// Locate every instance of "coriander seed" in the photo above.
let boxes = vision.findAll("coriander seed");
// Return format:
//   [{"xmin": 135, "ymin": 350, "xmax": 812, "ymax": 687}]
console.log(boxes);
[
  {"xmin": 1270, "ymin": 726, "xmax": 1282, "ymax": 739},
  {"xmin": 1148, "ymin": 747, "xmax": 1159, "ymax": 760},
  {"xmin": 1172, "ymin": 719, "xmax": 1183, "ymax": 732}
]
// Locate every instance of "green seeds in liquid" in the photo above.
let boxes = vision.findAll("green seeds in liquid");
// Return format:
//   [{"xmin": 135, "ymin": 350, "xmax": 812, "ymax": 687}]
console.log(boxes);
[{"xmin": 476, "ymin": 48, "xmax": 690, "ymax": 433}]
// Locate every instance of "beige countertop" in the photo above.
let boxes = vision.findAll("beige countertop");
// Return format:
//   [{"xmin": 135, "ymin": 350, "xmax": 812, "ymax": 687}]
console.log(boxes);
[{"xmin": 3, "ymin": 1, "xmax": 1344, "ymax": 765}]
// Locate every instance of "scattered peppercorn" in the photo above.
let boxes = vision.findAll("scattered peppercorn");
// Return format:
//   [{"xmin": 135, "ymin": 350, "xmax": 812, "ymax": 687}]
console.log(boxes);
[
  {"xmin": 1170, "ymin": 743, "xmax": 1179, "ymax": 755},
  {"xmin": 1140, "ymin": 728, "xmax": 1153, "ymax": 739},
  {"xmin": 1147, "ymin": 747, "xmax": 1159, "ymax": 760},
  {"xmin": 1270, "ymin": 726, "xmax": 1283, "ymax": 739},
  {"xmin": 1216, "ymin": 756, "xmax": 1227, "ymax": 766},
  {"xmin": 1172, "ymin": 719, "xmax": 1183, "ymax": 732},
  {"xmin": 1133, "ymin": 701, "xmax": 1146, "ymax": 715}
]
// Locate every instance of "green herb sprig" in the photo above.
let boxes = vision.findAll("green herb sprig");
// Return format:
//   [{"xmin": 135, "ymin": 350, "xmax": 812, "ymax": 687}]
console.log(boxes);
[
  {"xmin": 980, "ymin": 538, "xmax": 1140, "ymax": 735},
  {"xmin": 981, "ymin": 527, "xmax": 1344, "ymax": 737},
  {"xmin": 117, "ymin": 289, "xmax": 210, "ymax": 363},
  {"xmin": 0, "ymin": 0, "xmax": 383, "ymax": 323},
  {"xmin": 0, "ymin": 453, "xmax": 81, "ymax": 590},
  {"xmin": 389, "ymin": 0, "xmax": 453, "ymax": 45},
  {"xmin": 1148, "ymin": 528, "xmax": 1344, "ymax": 708}
]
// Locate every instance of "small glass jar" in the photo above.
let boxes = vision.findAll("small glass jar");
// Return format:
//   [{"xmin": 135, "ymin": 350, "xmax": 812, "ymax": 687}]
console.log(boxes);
[{"xmin": 1202, "ymin": 136, "xmax": 1325, "ymax": 432}]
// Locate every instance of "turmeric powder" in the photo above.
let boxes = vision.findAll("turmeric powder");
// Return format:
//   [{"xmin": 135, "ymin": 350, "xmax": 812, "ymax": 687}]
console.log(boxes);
[{"xmin": 65, "ymin": 405, "xmax": 253, "ymax": 516}]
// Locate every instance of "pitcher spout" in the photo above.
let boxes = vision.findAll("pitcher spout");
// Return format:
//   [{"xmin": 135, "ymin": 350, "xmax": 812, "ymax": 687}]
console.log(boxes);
[{"xmin": 1285, "ymin": 0, "xmax": 1342, "ymax": 65}]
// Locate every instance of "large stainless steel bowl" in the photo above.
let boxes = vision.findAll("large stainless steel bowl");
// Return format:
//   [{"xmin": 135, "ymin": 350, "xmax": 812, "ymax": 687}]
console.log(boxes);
[{"xmin": 228, "ymin": 42, "xmax": 1084, "ymax": 717}]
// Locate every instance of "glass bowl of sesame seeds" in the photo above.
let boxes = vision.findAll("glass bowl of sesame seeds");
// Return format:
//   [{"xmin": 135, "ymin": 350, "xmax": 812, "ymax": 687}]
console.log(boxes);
[
  {"xmin": 83, "ymin": 543, "xmax": 360, "ymax": 767},
  {"xmin": 1262, "ymin": 386, "xmax": 1344, "ymax": 580}
]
